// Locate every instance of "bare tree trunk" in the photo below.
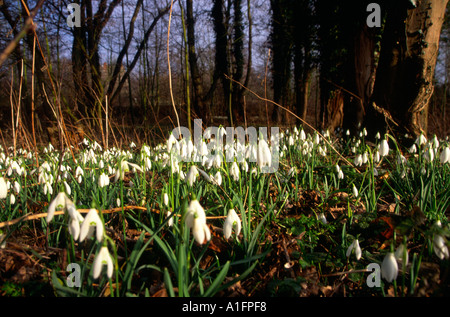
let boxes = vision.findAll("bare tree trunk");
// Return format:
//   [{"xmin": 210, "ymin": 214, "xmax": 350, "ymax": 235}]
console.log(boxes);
[
  {"xmin": 186, "ymin": 0, "xmax": 208, "ymax": 124},
  {"xmin": 370, "ymin": 0, "xmax": 449, "ymax": 138}
]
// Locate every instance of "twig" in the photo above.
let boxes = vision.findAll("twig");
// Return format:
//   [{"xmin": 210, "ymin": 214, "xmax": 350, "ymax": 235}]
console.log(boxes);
[{"xmin": 0, "ymin": 205, "xmax": 225, "ymax": 229}]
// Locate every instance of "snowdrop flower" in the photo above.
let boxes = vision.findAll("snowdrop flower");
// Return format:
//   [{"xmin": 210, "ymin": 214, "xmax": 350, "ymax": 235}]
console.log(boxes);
[
  {"xmin": 408, "ymin": 144, "xmax": 417, "ymax": 154},
  {"xmin": 0, "ymin": 231, "xmax": 6, "ymax": 249},
  {"xmin": 212, "ymin": 152, "xmax": 222, "ymax": 169},
  {"xmin": 433, "ymin": 221, "xmax": 449, "ymax": 260},
  {"xmin": 415, "ymin": 134, "xmax": 427, "ymax": 147},
  {"xmin": 257, "ymin": 137, "xmax": 272, "ymax": 169},
  {"xmin": 185, "ymin": 199, "xmax": 210, "ymax": 245},
  {"xmin": 10, "ymin": 193, "xmax": 15, "ymax": 205},
  {"xmin": 144, "ymin": 156, "xmax": 152, "ymax": 171},
  {"xmin": 47, "ymin": 192, "xmax": 71, "ymax": 223},
  {"xmin": 167, "ymin": 133, "xmax": 178, "ymax": 153},
  {"xmin": 223, "ymin": 209, "xmax": 241, "ymax": 240},
  {"xmin": 98, "ymin": 173, "xmax": 110, "ymax": 188},
  {"xmin": 433, "ymin": 235, "xmax": 449, "ymax": 260},
  {"xmin": 75, "ymin": 166, "xmax": 84, "ymax": 183},
  {"xmin": 352, "ymin": 184, "xmax": 359, "ymax": 198},
  {"xmin": 79, "ymin": 209, "xmax": 104, "ymax": 243},
  {"xmin": 381, "ymin": 252, "xmax": 398, "ymax": 282},
  {"xmin": 63, "ymin": 181, "xmax": 71, "ymax": 196},
  {"xmin": 43, "ymin": 181, "xmax": 53, "ymax": 196},
  {"xmin": 163, "ymin": 193, "xmax": 169, "ymax": 207},
  {"xmin": 92, "ymin": 246, "xmax": 114, "ymax": 279},
  {"xmin": 166, "ymin": 211, "xmax": 174, "ymax": 227},
  {"xmin": 13, "ymin": 181, "xmax": 20, "ymax": 195},
  {"xmin": 230, "ymin": 161, "xmax": 240, "ymax": 181},
  {"xmin": 0, "ymin": 177, "xmax": 7, "ymax": 199},
  {"xmin": 394, "ymin": 243, "xmax": 409, "ymax": 266},
  {"xmin": 424, "ymin": 146, "xmax": 434, "ymax": 162},
  {"xmin": 213, "ymin": 171, "xmax": 222, "ymax": 186},
  {"xmin": 373, "ymin": 150, "xmax": 380, "ymax": 163},
  {"xmin": 299, "ymin": 129, "xmax": 306, "ymax": 141},
  {"xmin": 114, "ymin": 159, "xmax": 143, "ymax": 182},
  {"xmin": 186, "ymin": 165, "xmax": 199, "ymax": 187},
  {"xmin": 440, "ymin": 146, "xmax": 450, "ymax": 164},
  {"xmin": 68, "ymin": 208, "xmax": 84, "ymax": 241},
  {"xmin": 318, "ymin": 213, "xmax": 327, "ymax": 225},
  {"xmin": 354, "ymin": 154, "xmax": 363, "ymax": 167},
  {"xmin": 346, "ymin": 239, "xmax": 361, "ymax": 260},
  {"xmin": 378, "ymin": 139, "xmax": 389, "ymax": 157}
]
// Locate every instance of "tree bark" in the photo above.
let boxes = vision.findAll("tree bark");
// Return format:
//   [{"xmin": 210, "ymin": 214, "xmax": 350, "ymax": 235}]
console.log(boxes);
[
  {"xmin": 369, "ymin": 0, "xmax": 449, "ymax": 138},
  {"xmin": 186, "ymin": 0, "xmax": 208, "ymax": 124}
]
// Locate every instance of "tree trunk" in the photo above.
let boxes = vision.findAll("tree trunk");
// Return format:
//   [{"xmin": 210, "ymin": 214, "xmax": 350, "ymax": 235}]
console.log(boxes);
[
  {"xmin": 370, "ymin": 0, "xmax": 449, "ymax": 138},
  {"xmin": 186, "ymin": 0, "xmax": 208, "ymax": 124},
  {"xmin": 270, "ymin": 0, "xmax": 292, "ymax": 124}
]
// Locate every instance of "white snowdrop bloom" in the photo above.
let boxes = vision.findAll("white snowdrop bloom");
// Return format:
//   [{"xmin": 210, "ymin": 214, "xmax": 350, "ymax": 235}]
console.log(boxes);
[
  {"xmin": 374, "ymin": 150, "xmax": 380, "ymax": 163},
  {"xmin": 318, "ymin": 213, "xmax": 327, "ymax": 225},
  {"xmin": 167, "ymin": 211, "xmax": 174, "ymax": 227},
  {"xmin": 354, "ymin": 154, "xmax": 363, "ymax": 167},
  {"xmin": 64, "ymin": 181, "xmax": 71, "ymax": 196},
  {"xmin": 397, "ymin": 154, "xmax": 407, "ymax": 165},
  {"xmin": 434, "ymin": 234, "xmax": 449, "ymax": 260},
  {"xmin": 299, "ymin": 129, "xmax": 306, "ymax": 141},
  {"xmin": 346, "ymin": 239, "xmax": 361, "ymax": 260},
  {"xmin": 144, "ymin": 157, "xmax": 152, "ymax": 171},
  {"xmin": 313, "ymin": 133, "xmax": 320, "ymax": 145},
  {"xmin": 424, "ymin": 146, "xmax": 434, "ymax": 162},
  {"xmin": 440, "ymin": 146, "xmax": 450, "ymax": 164},
  {"xmin": 167, "ymin": 133, "xmax": 178, "ymax": 153},
  {"xmin": 114, "ymin": 160, "xmax": 143, "ymax": 182},
  {"xmin": 408, "ymin": 144, "xmax": 417, "ymax": 154},
  {"xmin": 185, "ymin": 199, "xmax": 210, "ymax": 245},
  {"xmin": 223, "ymin": 209, "xmax": 241, "ymax": 240},
  {"xmin": 394, "ymin": 244, "xmax": 409, "ymax": 266},
  {"xmin": 433, "ymin": 221, "xmax": 449, "ymax": 260},
  {"xmin": 212, "ymin": 152, "xmax": 222, "ymax": 169},
  {"xmin": 75, "ymin": 166, "xmax": 84, "ymax": 178},
  {"xmin": 432, "ymin": 135, "xmax": 439, "ymax": 149},
  {"xmin": 13, "ymin": 181, "xmax": 22, "ymax": 194},
  {"xmin": 79, "ymin": 209, "xmax": 104, "ymax": 243},
  {"xmin": 98, "ymin": 173, "xmax": 110, "ymax": 188},
  {"xmin": 186, "ymin": 165, "xmax": 199, "ymax": 187},
  {"xmin": 415, "ymin": 134, "xmax": 427, "ymax": 147},
  {"xmin": 362, "ymin": 151, "xmax": 369, "ymax": 164},
  {"xmin": 381, "ymin": 252, "xmax": 398, "ymax": 283},
  {"xmin": 257, "ymin": 138, "xmax": 272, "ymax": 169},
  {"xmin": 230, "ymin": 161, "xmax": 240, "ymax": 181},
  {"xmin": 379, "ymin": 139, "xmax": 389, "ymax": 157},
  {"xmin": 9, "ymin": 193, "xmax": 15, "ymax": 205},
  {"xmin": 67, "ymin": 206, "xmax": 84, "ymax": 241},
  {"xmin": 352, "ymin": 184, "xmax": 359, "ymax": 198},
  {"xmin": 375, "ymin": 132, "xmax": 381, "ymax": 140},
  {"xmin": 0, "ymin": 177, "xmax": 8, "ymax": 199},
  {"xmin": 43, "ymin": 181, "xmax": 53, "ymax": 196},
  {"xmin": 337, "ymin": 168, "xmax": 344, "ymax": 180},
  {"xmin": 213, "ymin": 171, "xmax": 222, "ymax": 186},
  {"xmin": 288, "ymin": 135, "xmax": 295, "ymax": 146},
  {"xmin": 46, "ymin": 192, "xmax": 70, "ymax": 223},
  {"xmin": 163, "ymin": 193, "xmax": 169, "ymax": 207},
  {"xmin": 92, "ymin": 246, "xmax": 114, "ymax": 279}
]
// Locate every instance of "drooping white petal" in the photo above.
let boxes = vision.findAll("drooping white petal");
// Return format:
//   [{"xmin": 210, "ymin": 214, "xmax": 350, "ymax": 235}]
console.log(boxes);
[
  {"xmin": 79, "ymin": 209, "xmax": 104, "ymax": 242},
  {"xmin": 381, "ymin": 252, "xmax": 398, "ymax": 282},
  {"xmin": 92, "ymin": 246, "xmax": 114, "ymax": 279}
]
